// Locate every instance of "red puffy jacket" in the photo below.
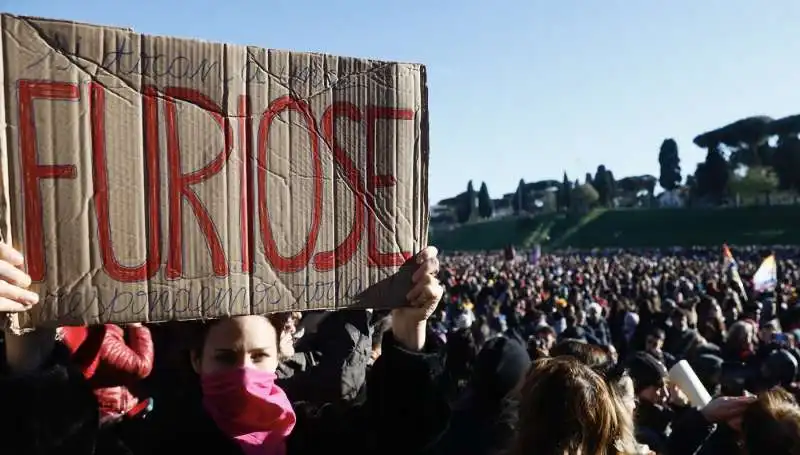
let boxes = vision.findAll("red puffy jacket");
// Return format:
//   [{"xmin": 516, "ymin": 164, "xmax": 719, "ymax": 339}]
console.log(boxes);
[{"xmin": 60, "ymin": 324, "xmax": 154, "ymax": 417}]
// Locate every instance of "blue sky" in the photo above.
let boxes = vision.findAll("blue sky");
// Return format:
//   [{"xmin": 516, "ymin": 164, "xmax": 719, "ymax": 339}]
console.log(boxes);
[{"xmin": 7, "ymin": 1, "xmax": 800, "ymax": 203}]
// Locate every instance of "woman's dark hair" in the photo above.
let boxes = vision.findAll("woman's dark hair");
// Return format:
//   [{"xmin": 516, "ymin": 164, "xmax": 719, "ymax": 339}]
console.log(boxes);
[
  {"xmin": 592, "ymin": 360, "xmax": 631, "ymax": 397},
  {"xmin": 549, "ymin": 340, "xmax": 611, "ymax": 368},
  {"xmin": 191, "ymin": 319, "xmax": 221, "ymax": 354},
  {"xmin": 535, "ymin": 325, "xmax": 556, "ymax": 339},
  {"xmin": 193, "ymin": 315, "xmax": 284, "ymax": 356}
]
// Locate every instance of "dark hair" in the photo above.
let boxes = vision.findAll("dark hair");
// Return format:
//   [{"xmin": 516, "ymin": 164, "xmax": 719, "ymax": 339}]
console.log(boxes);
[
  {"xmin": 529, "ymin": 310, "xmax": 545, "ymax": 321},
  {"xmin": 193, "ymin": 315, "xmax": 283, "ymax": 356},
  {"xmin": 535, "ymin": 325, "xmax": 556, "ymax": 338},
  {"xmin": 550, "ymin": 340, "xmax": 611, "ymax": 368},
  {"xmin": 671, "ymin": 307, "xmax": 689, "ymax": 320},
  {"xmin": 593, "ymin": 360, "xmax": 628, "ymax": 385}
]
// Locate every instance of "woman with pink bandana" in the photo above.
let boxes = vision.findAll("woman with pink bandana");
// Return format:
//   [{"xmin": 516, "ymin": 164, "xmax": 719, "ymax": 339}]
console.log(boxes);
[{"xmin": 140, "ymin": 247, "xmax": 447, "ymax": 455}]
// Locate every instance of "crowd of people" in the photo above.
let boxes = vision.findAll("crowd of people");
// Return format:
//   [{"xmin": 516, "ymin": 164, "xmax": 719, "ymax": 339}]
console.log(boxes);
[
  {"xmin": 433, "ymin": 245, "xmax": 800, "ymax": 454},
  {"xmin": 0, "ymin": 242, "xmax": 799, "ymax": 454}
]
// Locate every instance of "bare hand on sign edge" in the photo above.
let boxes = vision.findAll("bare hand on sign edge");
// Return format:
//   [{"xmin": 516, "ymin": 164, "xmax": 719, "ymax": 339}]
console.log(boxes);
[
  {"xmin": 392, "ymin": 246, "xmax": 443, "ymax": 352},
  {"xmin": 700, "ymin": 395, "xmax": 757, "ymax": 429},
  {"xmin": 0, "ymin": 243, "xmax": 39, "ymax": 313}
]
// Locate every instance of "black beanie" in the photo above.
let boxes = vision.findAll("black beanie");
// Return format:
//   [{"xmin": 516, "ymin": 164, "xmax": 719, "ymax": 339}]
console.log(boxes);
[
  {"xmin": 627, "ymin": 352, "xmax": 668, "ymax": 394},
  {"xmin": 470, "ymin": 335, "xmax": 531, "ymax": 402}
]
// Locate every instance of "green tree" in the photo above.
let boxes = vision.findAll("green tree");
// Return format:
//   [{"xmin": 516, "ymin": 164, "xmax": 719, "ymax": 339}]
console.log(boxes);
[
  {"xmin": 456, "ymin": 181, "xmax": 477, "ymax": 223},
  {"xmin": 558, "ymin": 172, "xmax": 572, "ymax": 210},
  {"xmin": 514, "ymin": 179, "xmax": 527, "ymax": 214},
  {"xmin": 607, "ymin": 170, "xmax": 617, "ymax": 203},
  {"xmin": 466, "ymin": 180, "xmax": 476, "ymax": 218},
  {"xmin": 730, "ymin": 166, "xmax": 779, "ymax": 197},
  {"xmin": 540, "ymin": 191, "xmax": 558, "ymax": 213},
  {"xmin": 455, "ymin": 192, "xmax": 469, "ymax": 223},
  {"xmin": 571, "ymin": 183, "xmax": 599, "ymax": 212},
  {"xmin": 585, "ymin": 173, "xmax": 593, "ymax": 185},
  {"xmin": 773, "ymin": 135, "xmax": 800, "ymax": 191},
  {"xmin": 694, "ymin": 116, "xmax": 773, "ymax": 167},
  {"xmin": 593, "ymin": 165, "xmax": 614, "ymax": 206},
  {"xmin": 478, "ymin": 181, "xmax": 493, "ymax": 218},
  {"xmin": 658, "ymin": 138, "xmax": 682, "ymax": 191},
  {"xmin": 644, "ymin": 178, "xmax": 656, "ymax": 204},
  {"xmin": 694, "ymin": 148, "xmax": 731, "ymax": 203}
]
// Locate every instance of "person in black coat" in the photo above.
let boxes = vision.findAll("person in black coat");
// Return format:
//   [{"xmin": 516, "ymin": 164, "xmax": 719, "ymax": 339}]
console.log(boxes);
[
  {"xmin": 440, "ymin": 335, "xmax": 531, "ymax": 455},
  {"xmin": 0, "ymin": 360, "xmax": 135, "ymax": 455},
  {"xmin": 137, "ymin": 247, "xmax": 448, "ymax": 455}
]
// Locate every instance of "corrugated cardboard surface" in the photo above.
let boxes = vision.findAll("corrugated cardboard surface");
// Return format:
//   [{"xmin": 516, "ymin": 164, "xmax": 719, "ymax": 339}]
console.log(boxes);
[{"xmin": 0, "ymin": 14, "xmax": 428, "ymax": 331}]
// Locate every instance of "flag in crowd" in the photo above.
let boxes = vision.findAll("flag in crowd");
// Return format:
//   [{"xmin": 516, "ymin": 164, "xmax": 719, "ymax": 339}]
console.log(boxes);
[
  {"xmin": 753, "ymin": 254, "xmax": 778, "ymax": 293},
  {"xmin": 722, "ymin": 244, "xmax": 748, "ymax": 299}
]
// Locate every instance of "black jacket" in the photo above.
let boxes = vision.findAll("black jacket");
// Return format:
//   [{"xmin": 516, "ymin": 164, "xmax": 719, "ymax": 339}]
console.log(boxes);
[
  {"xmin": 277, "ymin": 310, "xmax": 373, "ymax": 406},
  {"xmin": 439, "ymin": 335, "xmax": 530, "ymax": 455},
  {"xmin": 139, "ymin": 331, "xmax": 449, "ymax": 455},
  {"xmin": 0, "ymin": 362, "xmax": 134, "ymax": 455},
  {"xmin": 666, "ymin": 408, "xmax": 741, "ymax": 455}
]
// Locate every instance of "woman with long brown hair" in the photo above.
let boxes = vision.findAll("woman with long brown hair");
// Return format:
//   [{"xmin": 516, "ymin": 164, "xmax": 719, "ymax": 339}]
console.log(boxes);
[{"xmin": 511, "ymin": 357, "xmax": 647, "ymax": 455}]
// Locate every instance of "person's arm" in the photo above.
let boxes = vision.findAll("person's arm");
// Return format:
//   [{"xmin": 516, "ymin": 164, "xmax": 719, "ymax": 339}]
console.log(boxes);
[
  {"xmin": 286, "ymin": 247, "xmax": 448, "ymax": 455},
  {"xmin": 365, "ymin": 329, "xmax": 449, "ymax": 454},
  {"xmin": 666, "ymin": 396, "xmax": 755, "ymax": 455},
  {"xmin": 99, "ymin": 324, "xmax": 154, "ymax": 382},
  {"xmin": 362, "ymin": 247, "xmax": 449, "ymax": 454}
]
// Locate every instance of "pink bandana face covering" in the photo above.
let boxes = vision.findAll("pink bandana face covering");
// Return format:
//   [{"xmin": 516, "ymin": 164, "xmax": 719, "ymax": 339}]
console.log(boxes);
[{"xmin": 202, "ymin": 368, "xmax": 297, "ymax": 455}]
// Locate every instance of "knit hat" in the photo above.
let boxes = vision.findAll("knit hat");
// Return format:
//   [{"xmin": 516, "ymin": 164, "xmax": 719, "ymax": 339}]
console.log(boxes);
[
  {"xmin": 690, "ymin": 353, "xmax": 724, "ymax": 391},
  {"xmin": 627, "ymin": 352, "xmax": 668, "ymax": 394}
]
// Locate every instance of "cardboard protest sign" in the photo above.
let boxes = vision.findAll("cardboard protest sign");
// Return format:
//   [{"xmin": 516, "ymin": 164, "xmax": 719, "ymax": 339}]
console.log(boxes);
[{"xmin": 0, "ymin": 14, "xmax": 429, "ymax": 331}]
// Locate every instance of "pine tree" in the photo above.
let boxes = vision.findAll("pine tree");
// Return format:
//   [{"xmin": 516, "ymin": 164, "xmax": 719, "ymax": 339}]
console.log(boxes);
[
  {"xmin": 465, "ymin": 180, "xmax": 477, "ymax": 220},
  {"xmin": 514, "ymin": 179, "xmax": 526, "ymax": 214},
  {"xmin": 559, "ymin": 172, "xmax": 572, "ymax": 210},
  {"xmin": 478, "ymin": 182, "xmax": 493, "ymax": 218},
  {"xmin": 658, "ymin": 138, "xmax": 682, "ymax": 191}
]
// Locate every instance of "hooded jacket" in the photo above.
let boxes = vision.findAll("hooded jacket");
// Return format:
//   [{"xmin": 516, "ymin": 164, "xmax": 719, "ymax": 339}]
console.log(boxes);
[{"xmin": 60, "ymin": 324, "xmax": 154, "ymax": 417}]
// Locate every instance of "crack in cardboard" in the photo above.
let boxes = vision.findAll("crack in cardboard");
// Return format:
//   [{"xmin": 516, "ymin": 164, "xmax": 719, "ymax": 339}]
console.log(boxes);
[{"xmin": 22, "ymin": 21, "xmax": 399, "ymax": 95}]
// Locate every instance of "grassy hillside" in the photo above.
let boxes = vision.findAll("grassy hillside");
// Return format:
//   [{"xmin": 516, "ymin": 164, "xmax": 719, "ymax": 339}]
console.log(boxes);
[{"xmin": 430, "ymin": 206, "xmax": 800, "ymax": 252}]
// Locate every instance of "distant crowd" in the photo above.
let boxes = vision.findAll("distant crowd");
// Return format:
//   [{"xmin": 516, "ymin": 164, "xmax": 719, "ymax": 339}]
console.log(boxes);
[{"xmin": 431, "ymin": 245, "xmax": 800, "ymax": 454}]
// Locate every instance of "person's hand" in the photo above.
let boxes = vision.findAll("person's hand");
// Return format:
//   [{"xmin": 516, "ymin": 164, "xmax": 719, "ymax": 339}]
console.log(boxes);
[
  {"xmin": 668, "ymin": 383, "xmax": 690, "ymax": 407},
  {"xmin": 700, "ymin": 395, "xmax": 756, "ymax": 430},
  {"xmin": 0, "ymin": 243, "xmax": 39, "ymax": 312},
  {"xmin": 392, "ymin": 247, "xmax": 443, "ymax": 351},
  {"xmin": 278, "ymin": 329, "xmax": 296, "ymax": 360}
]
